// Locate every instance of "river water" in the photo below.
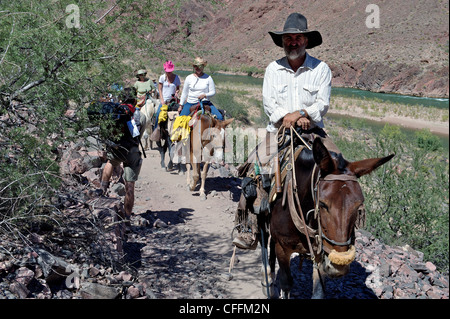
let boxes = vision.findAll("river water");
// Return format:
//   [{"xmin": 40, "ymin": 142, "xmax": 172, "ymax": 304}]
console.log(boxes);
[{"xmin": 177, "ymin": 70, "xmax": 449, "ymax": 150}]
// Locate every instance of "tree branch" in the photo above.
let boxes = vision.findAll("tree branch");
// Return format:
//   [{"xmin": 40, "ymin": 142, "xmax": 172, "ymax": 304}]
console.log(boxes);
[
  {"xmin": 95, "ymin": 2, "xmax": 119, "ymax": 24},
  {"xmin": 0, "ymin": 15, "xmax": 15, "ymax": 66}
]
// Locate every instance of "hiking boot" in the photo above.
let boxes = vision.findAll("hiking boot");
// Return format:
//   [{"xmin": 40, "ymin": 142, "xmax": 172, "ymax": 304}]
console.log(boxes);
[
  {"xmin": 96, "ymin": 181, "xmax": 110, "ymax": 196},
  {"xmin": 89, "ymin": 188, "xmax": 104, "ymax": 197},
  {"xmin": 232, "ymin": 233, "xmax": 258, "ymax": 250},
  {"xmin": 166, "ymin": 160, "xmax": 174, "ymax": 171},
  {"xmin": 89, "ymin": 181, "xmax": 110, "ymax": 197},
  {"xmin": 253, "ymin": 183, "xmax": 269, "ymax": 215}
]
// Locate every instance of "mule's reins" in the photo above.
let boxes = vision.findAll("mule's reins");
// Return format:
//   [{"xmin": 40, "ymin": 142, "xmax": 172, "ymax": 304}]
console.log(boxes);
[{"xmin": 284, "ymin": 126, "xmax": 358, "ymax": 258}]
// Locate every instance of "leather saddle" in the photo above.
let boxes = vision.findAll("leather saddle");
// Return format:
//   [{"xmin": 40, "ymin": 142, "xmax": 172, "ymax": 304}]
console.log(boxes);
[{"xmin": 189, "ymin": 102, "xmax": 211, "ymax": 114}]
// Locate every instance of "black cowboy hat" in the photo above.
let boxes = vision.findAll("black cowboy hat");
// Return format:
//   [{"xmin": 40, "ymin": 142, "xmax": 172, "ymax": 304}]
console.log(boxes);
[{"xmin": 269, "ymin": 13, "xmax": 322, "ymax": 49}]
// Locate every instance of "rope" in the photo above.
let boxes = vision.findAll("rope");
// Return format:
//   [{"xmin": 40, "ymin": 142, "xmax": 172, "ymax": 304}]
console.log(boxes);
[
  {"xmin": 260, "ymin": 228, "xmax": 271, "ymax": 298},
  {"xmin": 228, "ymin": 245, "xmax": 237, "ymax": 274},
  {"xmin": 291, "ymin": 126, "xmax": 312, "ymax": 151},
  {"xmin": 289, "ymin": 126, "xmax": 317, "ymax": 261}
]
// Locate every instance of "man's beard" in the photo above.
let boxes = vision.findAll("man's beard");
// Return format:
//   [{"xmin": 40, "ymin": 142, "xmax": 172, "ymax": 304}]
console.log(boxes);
[{"xmin": 284, "ymin": 45, "xmax": 302, "ymax": 60}]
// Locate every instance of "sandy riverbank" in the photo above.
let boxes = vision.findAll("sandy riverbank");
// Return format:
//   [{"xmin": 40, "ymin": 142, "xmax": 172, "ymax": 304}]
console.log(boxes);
[{"xmin": 328, "ymin": 109, "xmax": 449, "ymax": 136}]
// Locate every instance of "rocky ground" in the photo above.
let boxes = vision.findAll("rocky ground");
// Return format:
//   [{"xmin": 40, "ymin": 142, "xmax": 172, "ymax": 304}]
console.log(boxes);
[{"xmin": 0, "ymin": 140, "xmax": 448, "ymax": 300}]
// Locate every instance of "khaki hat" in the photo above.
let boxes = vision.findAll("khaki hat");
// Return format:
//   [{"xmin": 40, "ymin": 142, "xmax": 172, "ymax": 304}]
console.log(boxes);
[
  {"xmin": 193, "ymin": 57, "xmax": 207, "ymax": 67},
  {"xmin": 136, "ymin": 69, "xmax": 147, "ymax": 76}
]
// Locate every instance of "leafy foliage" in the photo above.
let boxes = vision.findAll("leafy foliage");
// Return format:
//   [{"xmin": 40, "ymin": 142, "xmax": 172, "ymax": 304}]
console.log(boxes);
[
  {"xmin": 0, "ymin": 0, "xmax": 209, "ymax": 234},
  {"xmin": 415, "ymin": 128, "xmax": 443, "ymax": 151},
  {"xmin": 332, "ymin": 121, "xmax": 449, "ymax": 274}
]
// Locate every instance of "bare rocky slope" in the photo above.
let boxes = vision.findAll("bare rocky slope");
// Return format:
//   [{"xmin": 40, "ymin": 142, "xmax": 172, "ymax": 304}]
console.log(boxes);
[{"xmin": 150, "ymin": 0, "xmax": 449, "ymax": 98}]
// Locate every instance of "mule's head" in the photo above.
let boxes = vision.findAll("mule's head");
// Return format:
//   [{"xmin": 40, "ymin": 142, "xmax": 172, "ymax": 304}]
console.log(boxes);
[
  {"xmin": 312, "ymin": 138, "xmax": 394, "ymax": 277},
  {"xmin": 201, "ymin": 117, "xmax": 234, "ymax": 163}
]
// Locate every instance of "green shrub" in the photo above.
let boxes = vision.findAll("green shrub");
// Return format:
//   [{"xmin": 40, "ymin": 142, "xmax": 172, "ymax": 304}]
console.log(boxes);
[
  {"xmin": 214, "ymin": 88, "xmax": 250, "ymax": 124},
  {"xmin": 333, "ymin": 120, "xmax": 449, "ymax": 274},
  {"xmin": 0, "ymin": 0, "xmax": 216, "ymax": 237},
  {"xmin": 415, "ymin": 129, "xmax": 442, "ymax": 151}
]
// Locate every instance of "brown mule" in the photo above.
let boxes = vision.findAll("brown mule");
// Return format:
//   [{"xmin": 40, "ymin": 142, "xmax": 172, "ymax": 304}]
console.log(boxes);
[
  {"xmin": 268, "ymin": 137, "xmax": 394, "ymax": 298},
  {"xmin": 185, "ymin": 112, "xmax": 233, "ymax": 200}
]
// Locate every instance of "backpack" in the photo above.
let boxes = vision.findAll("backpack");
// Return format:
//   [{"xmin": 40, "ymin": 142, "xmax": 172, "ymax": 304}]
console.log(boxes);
[
  {"xmin": 88, "ymin": 101, "xmax": 132, "ymax": 122},
  {"xmin": 87, "ymin": 101, "xmax": 135, "ymax": 141}
]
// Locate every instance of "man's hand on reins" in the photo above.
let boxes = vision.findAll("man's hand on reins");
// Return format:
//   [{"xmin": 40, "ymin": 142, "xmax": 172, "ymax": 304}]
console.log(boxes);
[
  {"xmin": 282, "ymin": 111, "xmax": 302, "ymax": 128},
  {"xmin": 282, "ymin": 110, "xmax": 311, "ymax": 130},
  {"xmin": 296, "ymin": 117, "xmax": 311, "ymax": 130}
]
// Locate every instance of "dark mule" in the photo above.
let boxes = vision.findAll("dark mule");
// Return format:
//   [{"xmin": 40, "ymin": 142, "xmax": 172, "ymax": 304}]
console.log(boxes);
[
  {"xmin": 153, "ymin": 99, "xmax": 180, "ymax": 171},
  {"xmin": 186, "ymin": 112, "xmax": 233, "ymax": 200},
  {"xmin": 267, "ymin": 137, "xmax": 394, "ymax": 298}
]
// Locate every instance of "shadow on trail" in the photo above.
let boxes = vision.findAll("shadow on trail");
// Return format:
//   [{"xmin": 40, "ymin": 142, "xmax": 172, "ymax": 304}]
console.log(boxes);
[
  {"xmin": 123, "ymin": 241, "xmax": 145, "ymax": 269},
  {"xmin": 197, "ymin": 175, "xmax": 242, "ymax": 202},
  {"xmin": 122, "ymin": 220, "xmax": 237, "ymax": 298},
  {"xmin": 139, "ymin": 208, "xmax": 194, "ymax": 227},
  {"xmin": 281, "ymin": 256, "xmax": 377, "ymax": 299}
]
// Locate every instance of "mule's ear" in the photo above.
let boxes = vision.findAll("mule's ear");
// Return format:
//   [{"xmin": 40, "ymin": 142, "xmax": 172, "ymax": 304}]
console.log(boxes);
[
  {"xmin": 313, "ymin": 138, "xmax": 336, "ymax": 175},
  {"xmin": 222, "ymin": 118, "xmax": 234, "ymax": 127},
  {"xmin": 348, "ymin": 154, "xmax": 395, "ymax": 178}
]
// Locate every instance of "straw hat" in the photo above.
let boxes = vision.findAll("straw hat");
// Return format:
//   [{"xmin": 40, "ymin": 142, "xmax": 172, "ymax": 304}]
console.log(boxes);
[{"xmin": 193, "ymin": 57, "xmax": 207, "ymax": 67}]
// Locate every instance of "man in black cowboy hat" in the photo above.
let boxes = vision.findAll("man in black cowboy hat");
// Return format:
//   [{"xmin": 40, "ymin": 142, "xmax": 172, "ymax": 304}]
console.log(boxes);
[
  {"xmin": 233, "ymin": 13, "xmax": 339, "ymax": 250},
  {"xmin": 264, "ymin": 12, "xmax": 335, "ymax": 135}
]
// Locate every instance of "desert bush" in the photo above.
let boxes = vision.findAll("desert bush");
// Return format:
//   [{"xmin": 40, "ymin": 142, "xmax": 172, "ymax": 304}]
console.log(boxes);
[
  {"xmin": 333, "ymin": 121, "xmax": 449, "ymax": 274},
  {"xmin": 0, "ymin": 0, "xmax": 212, "ymax": 236},
  {"xmin": 214, "ymin": 88, "xmax": 250, "ymax": 124},
  {"xmin": 415, "ymin": 128, "xmax": 442, "ymax": 151}
]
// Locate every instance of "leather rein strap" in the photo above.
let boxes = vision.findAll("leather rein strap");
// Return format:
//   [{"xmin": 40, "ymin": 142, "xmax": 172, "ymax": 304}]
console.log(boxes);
[
  {"xmin": 285, "ymin": 127, "xmax": 358, "ymax": 258},
  {"xmin": 286, "ymin": 127, "xmax": 317, "ymax": 260}
]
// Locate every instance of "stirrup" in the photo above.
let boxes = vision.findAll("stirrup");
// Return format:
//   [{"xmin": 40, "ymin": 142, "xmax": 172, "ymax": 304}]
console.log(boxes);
[{"xmin": 232, "ymin": 235, "xmax": 258, "ymax": 250}]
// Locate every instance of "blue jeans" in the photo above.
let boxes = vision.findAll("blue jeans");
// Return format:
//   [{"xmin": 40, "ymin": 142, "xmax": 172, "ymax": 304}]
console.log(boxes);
[
  {"xmin": 180, "ymin": 101, "xmax": 224, "ymax": 120},
  {"xmin": 153, "ymin": 103, "xmax": 162, "ymax": 129}
]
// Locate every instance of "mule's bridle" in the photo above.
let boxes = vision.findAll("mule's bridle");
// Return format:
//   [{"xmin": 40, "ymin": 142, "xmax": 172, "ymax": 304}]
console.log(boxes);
[
  {"xmin": 314, "ymin": 169, "xmax": 358, "ymax": 248},
  {"xmin": 285, "ymin": 126, "xmax": 358, "ymax": 258}
]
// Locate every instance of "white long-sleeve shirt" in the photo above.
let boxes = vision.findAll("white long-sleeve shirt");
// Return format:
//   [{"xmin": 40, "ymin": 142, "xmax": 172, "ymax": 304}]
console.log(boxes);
[
  {"xmin": 180, "ymin": 73, "xmax": 216, "ymax": 105},
  {"xmin": 263, "ymin": 53, "xmax": 332, "ymax": 132}
]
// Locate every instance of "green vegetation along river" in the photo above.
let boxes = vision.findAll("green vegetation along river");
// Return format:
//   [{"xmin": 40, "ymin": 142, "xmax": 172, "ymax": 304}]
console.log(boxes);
[{"xmin": 176, "ymin": 70, "xmax": 449, "ymax": 150}]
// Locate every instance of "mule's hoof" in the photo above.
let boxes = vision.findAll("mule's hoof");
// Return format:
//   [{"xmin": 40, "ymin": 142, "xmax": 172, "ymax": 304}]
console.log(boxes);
[
  {"xmin": 261, "ymin": 283, "xmax": 276, "ymax": 299},
  {"xmin": 221, "ymin": 273, "xmax": 233, "ymax": 281},
  {"xmin": 200, "ymin": 194, "xmax": 207, "ymax": 201}
]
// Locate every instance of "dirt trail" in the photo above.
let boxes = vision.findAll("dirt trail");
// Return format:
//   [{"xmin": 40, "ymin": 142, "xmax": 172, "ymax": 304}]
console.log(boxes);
[
  {"xmin": 133, "ymin": 147, "xmax": 265, "ymax": 298},
  {"xmin": 127, "ymin": 144, "xmax": 449, "ymax": 300}
]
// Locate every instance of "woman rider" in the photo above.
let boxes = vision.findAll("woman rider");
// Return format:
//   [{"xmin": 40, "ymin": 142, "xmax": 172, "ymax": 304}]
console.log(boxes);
[
  {"xmin": 178, "ymin": 57, "xmax": 223, "ymax": 120},
  {"xmin": 153, "ymin": 60, "xmax": 181, "ymax": 129}
]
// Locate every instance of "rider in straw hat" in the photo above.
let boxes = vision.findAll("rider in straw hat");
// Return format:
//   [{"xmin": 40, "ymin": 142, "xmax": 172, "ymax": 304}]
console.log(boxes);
[{"xmin": 178, "ymin": 57, "xmax": 224, "ymax": 120}]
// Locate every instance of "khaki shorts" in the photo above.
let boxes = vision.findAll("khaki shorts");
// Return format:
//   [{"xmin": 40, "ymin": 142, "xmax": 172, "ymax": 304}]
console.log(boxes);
[{"xmin": 107, "ymin": 145, "xmax": 142, "ymax": 182}]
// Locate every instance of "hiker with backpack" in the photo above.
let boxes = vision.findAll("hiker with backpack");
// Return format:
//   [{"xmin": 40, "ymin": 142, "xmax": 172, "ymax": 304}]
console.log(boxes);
[{"xmin": 95, "ymin": 88, "xmax": 147, "ymax": 229}]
